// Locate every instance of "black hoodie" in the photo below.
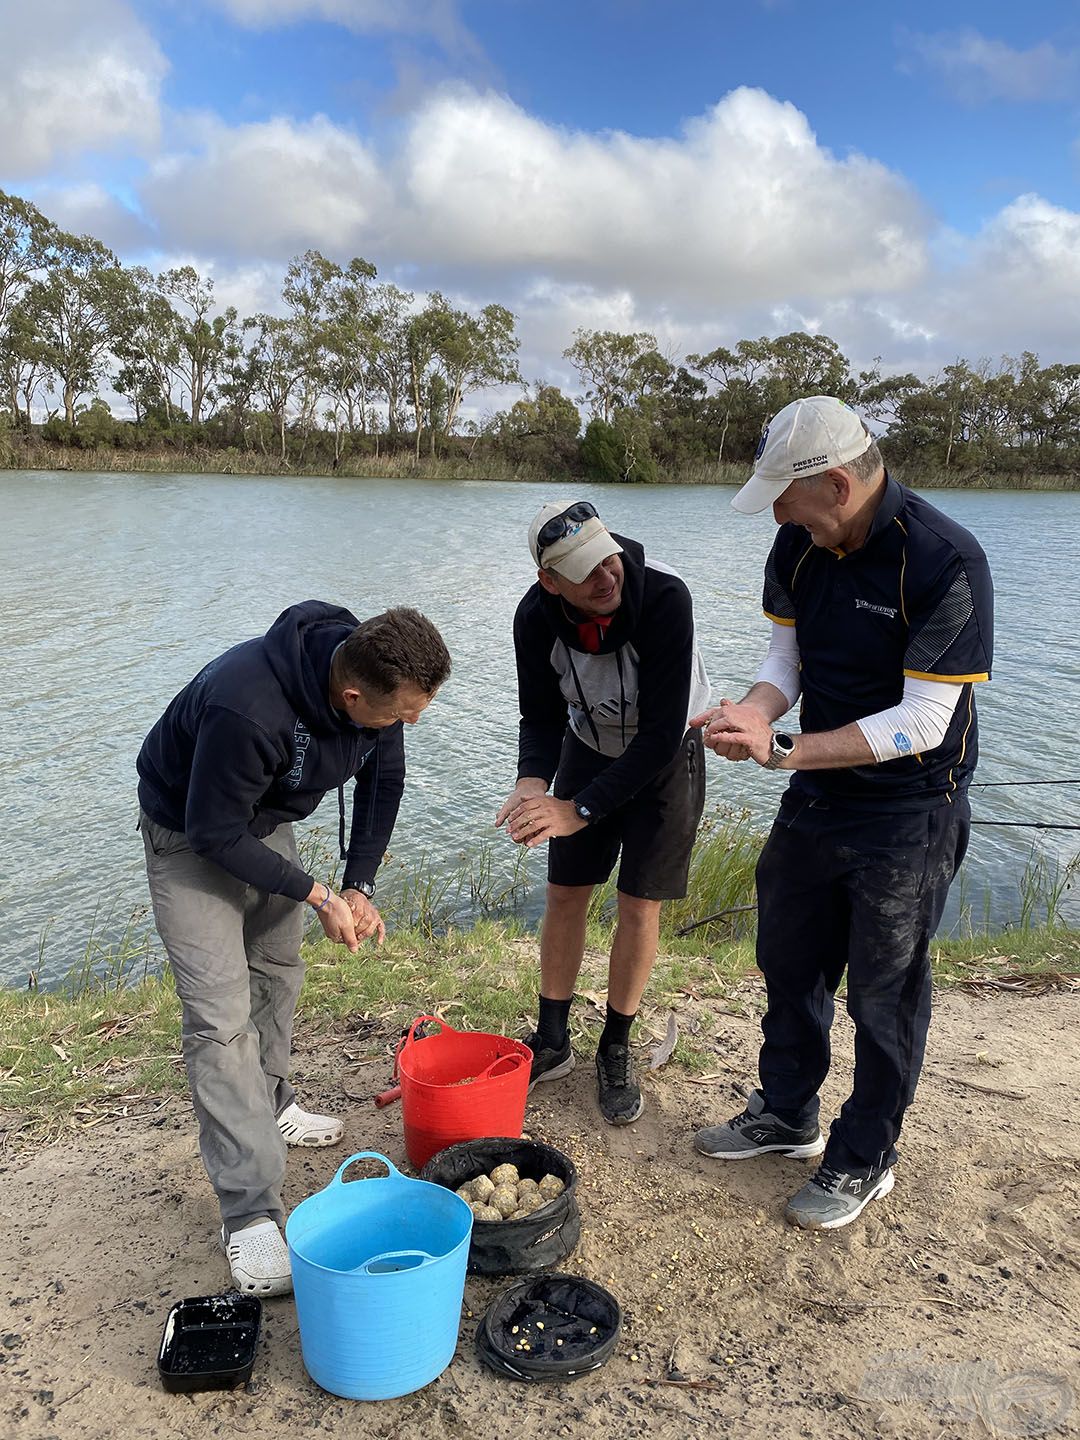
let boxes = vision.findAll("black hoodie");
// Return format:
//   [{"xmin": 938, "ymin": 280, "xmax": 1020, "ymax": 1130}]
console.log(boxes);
[
  {"xmin": 512, "ymin": 535, "xmax": 710, "ymax": 820},
  {"xmin": 137, "ymin": 601, "xmax": 404, "ymax": 901}
]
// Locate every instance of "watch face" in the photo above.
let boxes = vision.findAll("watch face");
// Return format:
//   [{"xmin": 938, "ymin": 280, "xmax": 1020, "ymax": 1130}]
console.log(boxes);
[{"xmin": 774, "ymin": 734, "xmax": 795, "ymax": 755}]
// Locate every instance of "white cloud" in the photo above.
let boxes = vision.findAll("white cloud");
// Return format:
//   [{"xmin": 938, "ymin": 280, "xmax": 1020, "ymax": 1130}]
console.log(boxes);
[
  {"xmin": 901, "ymin": 29, "xmax": 1077, "ymax": 104},
  {"xmin": 140, "ymin": 115, "xmax": 390, "ymax": 261},
  {"xmin": 0, "ymin": 0, "xmax": 166, "ymax": 177},
  {"xmin": 392, "ymin": 86, "xmax": 930, "ymax": 305}
]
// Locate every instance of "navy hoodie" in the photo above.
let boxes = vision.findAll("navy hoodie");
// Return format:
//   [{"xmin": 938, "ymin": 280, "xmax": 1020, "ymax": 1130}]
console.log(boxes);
[{"xmin": 137, "ymin": 601, "xmax": 405, "ymax": 901}]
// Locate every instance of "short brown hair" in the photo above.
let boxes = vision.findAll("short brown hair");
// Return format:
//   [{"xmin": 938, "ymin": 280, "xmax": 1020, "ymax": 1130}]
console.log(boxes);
[{"xmin": 336, "ymin": 608, "xmax": 451, "ymax": 696}]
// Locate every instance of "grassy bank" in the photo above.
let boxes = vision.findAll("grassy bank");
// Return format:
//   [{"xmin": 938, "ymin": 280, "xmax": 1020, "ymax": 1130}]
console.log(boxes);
[
  {"xmin": 3, "ymin": 815, "xmax": 1075, "ymax": 1138},
  {"xmin": 4, "ymin": 441, "xmax": 1078, "ymax": 490},
  {"xmin": 3, "ymin": 916, "xmax": 1077, "ymax": 1143}
]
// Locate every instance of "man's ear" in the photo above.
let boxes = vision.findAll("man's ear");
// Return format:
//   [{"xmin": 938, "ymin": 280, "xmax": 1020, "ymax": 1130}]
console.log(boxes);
[
  {"xmin": 340, "ymin": 684, "xmax": 362, "ymax": 706},
  {"xmin": 537, "ymin": 568, "xmax": 560, "ymax": 596},
  {"xmin": 826, "ymin": 468, "xmax": 852, "ymax": 506}
]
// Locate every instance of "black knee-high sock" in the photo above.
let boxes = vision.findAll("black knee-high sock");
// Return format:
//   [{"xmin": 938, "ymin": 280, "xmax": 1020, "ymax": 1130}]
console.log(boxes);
[
  {"xmin": 537, "ymin": 994, "xmax": 572, "ymax": 1048},
  {"xmin": 599, "ymin": 1002, "xmax": 635, "ymax": 1053}
]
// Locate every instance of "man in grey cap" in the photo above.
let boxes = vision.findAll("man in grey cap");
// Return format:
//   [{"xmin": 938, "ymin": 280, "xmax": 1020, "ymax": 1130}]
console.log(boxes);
[
  {"xmin": 497, "ymin": 501, "xmax": 710, "ymax": 1124},
  {"xmin": 692, "ymin": 396, "xmax": 993, "ymax": 1230}
]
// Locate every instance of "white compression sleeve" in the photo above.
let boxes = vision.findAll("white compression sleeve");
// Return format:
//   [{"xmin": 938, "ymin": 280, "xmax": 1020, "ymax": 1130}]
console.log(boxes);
[
  {"xmin": 754, "ymin": 621, "xmax": 802, "ymax": 710},
  {"xmin": 856, "ymin": 676, "xmax": 964, "ymax": 763}
]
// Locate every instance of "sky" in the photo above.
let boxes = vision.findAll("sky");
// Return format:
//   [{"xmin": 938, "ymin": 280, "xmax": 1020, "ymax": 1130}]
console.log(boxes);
[{"xmin": 2, "ymin": 0, "xmax": 1080, "ymax": 404}]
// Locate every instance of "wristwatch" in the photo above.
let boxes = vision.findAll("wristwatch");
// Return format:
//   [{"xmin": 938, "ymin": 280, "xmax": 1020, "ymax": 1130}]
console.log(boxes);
[
  {"xmin": 573, "ymin": 800, "xmax": 595, "ymax": 825},
  {"xmin": 763, "ymin": 732, "xmax": 796, "ymax": 771},
  {"xmin": 350, "ymin": 880, "xmax": 376, "ymax": 898}
]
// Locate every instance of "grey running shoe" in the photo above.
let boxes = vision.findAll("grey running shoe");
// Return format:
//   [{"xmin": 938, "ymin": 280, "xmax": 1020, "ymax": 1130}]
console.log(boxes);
[
  {"xmin": 522, "ymin": 1031, "xmax": 575, "ymax": 1091},
  {"xmin": 785, "ymin": 1161, "xmax": 895, "ymax": 1230},
  {"xmin": 694, "ymin": 1088, "xmax": 826, "ymax": 1160},
  {"xmin": 596, "ymin": 1044, "xmax": 644, "ymax": 1125}
]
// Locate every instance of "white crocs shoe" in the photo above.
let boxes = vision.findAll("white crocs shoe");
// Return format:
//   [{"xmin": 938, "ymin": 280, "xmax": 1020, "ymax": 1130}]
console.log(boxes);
[
  {"xmin": 222, "ymin": 1219, "xmax": 292, "ymax": 1296},
  {"xmin": 276, "ymin": 1101, "xmax": 344, "ymax": 1148}
]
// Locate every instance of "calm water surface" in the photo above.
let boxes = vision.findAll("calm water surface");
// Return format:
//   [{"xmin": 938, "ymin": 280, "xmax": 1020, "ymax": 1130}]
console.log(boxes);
[{"xmin": 1, "ymin": 471, "xmax": 1077, "ymax": 987}]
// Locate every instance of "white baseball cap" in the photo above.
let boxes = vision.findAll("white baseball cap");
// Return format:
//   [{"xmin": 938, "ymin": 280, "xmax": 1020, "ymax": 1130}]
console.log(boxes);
[
  {"xmin": 731, "ymin": 396, "xmax": 873, "ymax": 514},
  {"xmin": 527, "ymin": 501, "xmax": 623, "ymax": 584}
]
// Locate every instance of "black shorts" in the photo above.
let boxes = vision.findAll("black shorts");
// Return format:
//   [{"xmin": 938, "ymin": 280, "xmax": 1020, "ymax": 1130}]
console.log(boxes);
[{"xmin": 548, "ymin": 728, "xmax": 706, "ymax": 900}]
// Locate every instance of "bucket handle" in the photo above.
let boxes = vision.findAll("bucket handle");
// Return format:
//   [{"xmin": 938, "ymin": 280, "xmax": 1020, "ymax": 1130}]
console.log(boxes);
[
  {"xmin": 393, "ymin": 1014, "xmax": 451, "ymax": 1079},
  {"xmin": 330, "ymin": 1151, "xmax": 405, "ymax": 1187},
  {"xmin": 474, "ymin": 1049, "xmax": 529, "ymax": 1082},
  {"xmin": 352, "ymin": 1249, "xmax": 435, "ymax": 1276}
]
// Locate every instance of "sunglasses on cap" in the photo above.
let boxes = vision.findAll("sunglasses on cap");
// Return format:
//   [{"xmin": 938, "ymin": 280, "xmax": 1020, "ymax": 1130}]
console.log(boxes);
[{"xmin": 536, "ymin": 501, "xmax": 600, "ymax": 563}]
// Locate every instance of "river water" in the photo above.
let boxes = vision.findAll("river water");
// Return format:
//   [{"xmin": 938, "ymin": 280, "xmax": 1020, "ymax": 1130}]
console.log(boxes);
[{"xmin": 1, "ymin": 470, "xmax": 1076, "ymax": 988}]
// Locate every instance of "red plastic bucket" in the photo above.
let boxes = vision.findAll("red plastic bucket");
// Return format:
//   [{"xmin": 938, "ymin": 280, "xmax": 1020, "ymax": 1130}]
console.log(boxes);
[{"xmin": 395, "ymin": 1016, "xmax": 532, "ymax": 1169}]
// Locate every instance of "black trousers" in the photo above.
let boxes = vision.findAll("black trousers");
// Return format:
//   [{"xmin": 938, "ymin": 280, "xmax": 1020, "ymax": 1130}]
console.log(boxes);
[{"xmin": 755, "ymin": 791, "xmax": 970, "ymax": 1172}]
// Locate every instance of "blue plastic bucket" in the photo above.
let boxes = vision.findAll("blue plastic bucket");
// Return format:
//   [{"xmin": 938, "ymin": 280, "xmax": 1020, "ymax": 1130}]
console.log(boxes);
[{"xmin": 285, "ymin": 1151, "xmax": 473, "ymax": 1400}]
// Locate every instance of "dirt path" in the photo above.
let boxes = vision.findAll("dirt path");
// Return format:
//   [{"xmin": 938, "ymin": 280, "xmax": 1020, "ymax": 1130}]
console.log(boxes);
[{"xmin": 3, "ymin": 989, "xmax": 1078, "ymax": 1440}]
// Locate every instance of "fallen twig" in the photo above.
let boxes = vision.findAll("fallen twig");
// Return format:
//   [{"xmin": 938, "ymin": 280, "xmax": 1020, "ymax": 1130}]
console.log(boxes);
[{"xmin": 927, "ymin": 1072, "xmax": 1030, "ymax": 1101}]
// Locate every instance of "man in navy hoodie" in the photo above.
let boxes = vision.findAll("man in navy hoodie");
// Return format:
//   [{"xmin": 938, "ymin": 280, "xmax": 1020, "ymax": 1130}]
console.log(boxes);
[
  {"xmin": 497, "ymin": 502, "xmax": 709, "ymax": 1126},
  {"xmin": 138, "ymin": 601, "xmax": 450, "ymax": 1294}
]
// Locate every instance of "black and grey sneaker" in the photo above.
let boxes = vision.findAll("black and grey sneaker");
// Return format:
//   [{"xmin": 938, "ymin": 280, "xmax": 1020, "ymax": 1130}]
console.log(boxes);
[
  {"xmin": 694, "ymin": 1088, "xmax": 826, "ymax": 1160},
  {"xmin": 784, "ymin": 1160, "xmax": 895, "ymax": 1230},
  {"xmin": 595, "ymin": 1044, "xmax": 644, "ymax": 1125},
  {"xmin": 522, "ymin": 1031, "xmax": 575, "ymax": 1091}
]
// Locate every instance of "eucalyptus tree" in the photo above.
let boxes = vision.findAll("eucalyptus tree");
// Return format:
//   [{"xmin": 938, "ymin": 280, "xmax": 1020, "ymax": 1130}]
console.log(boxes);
[
  {"xmin": 0, "ymin": 190, "xmax": 58, "ymax": 425},
  {"xmin": 160, "ymin": 265, "xmax": 238, "ymax": 425},
  {"xmin": 111, "ymin": 266, "xmax": 183, "ymax": 423},
  {"xmin": 427, "ymin": 297, "xmax": 521, "ymax": 439},
  {"xmin": 244, "ymin": 313, "xmax": 307, "ymax": 461},
  {"xmin": 319, "ymin": 255, "xmax": 379, "ymax": 457},
  {"xmin": 563, "ymin": 328, "xmax": 658, "ymax": 424},
  {"xmin": 21, "ymin": 233, "xmax": 134, "ymax": 425}
]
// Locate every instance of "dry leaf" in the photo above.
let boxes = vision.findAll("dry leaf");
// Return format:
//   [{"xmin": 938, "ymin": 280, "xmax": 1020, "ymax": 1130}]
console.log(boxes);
[{"xmin": 649, "ymin": 1012, "xmax": 678, "ymax": 1070}]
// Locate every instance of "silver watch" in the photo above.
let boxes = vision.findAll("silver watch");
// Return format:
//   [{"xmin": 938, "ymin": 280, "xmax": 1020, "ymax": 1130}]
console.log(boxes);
[{"xmin": 763, "ymin": 732, "xmax": 796, "ymax": 770}]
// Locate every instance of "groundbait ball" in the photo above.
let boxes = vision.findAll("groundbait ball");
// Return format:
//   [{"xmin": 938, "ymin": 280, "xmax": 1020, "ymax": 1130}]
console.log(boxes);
[
  {"xmin": 470, "ymin": 1202, "xmax": 503, "ymax": 1222},
  {"xmin": 470, "ymin": 1173, "xmax": 496, "ymax": 1203},
  {"xmin": 515, "ymin": 1189, "xmax": 545, "ymax": 1215},
  {"xmin": 491, "ymin": 1184, "xmax": 519, "ymax": 1217},
  {"xmin": 490, "ymin": 1163, "xmax": 520, "ymax": 1188},
  {"xmin": 538, "ymin": 1173, "xmax": 565, "ymax": 1201},
  {"xmin": 456, "ymin": 1182, "xmax": 476, "ymax": 1201},
  {"xmin": 516, "ymin": 1178, "xmax": 540, "ymax": 1198}
]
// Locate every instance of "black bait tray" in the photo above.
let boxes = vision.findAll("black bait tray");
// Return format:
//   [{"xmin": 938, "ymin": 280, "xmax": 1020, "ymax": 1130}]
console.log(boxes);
[{"xmin": 157, "ymin": 1294, "xmax": 262, "ymax": 1393}]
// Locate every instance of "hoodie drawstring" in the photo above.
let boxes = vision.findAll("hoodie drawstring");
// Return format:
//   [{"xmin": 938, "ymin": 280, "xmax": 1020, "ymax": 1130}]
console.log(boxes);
[
  {"xmin": 565, "ymin": 646, "xmax": 601, "ymax": 749},
  {"xmin": 614, "ymin": 647, "xmax": 627, "ymax": 749}
]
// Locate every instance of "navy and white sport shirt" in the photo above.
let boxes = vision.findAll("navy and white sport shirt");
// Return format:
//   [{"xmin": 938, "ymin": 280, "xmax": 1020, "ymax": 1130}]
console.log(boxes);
[{"xmin": 762, "ymin": 474, "xmax": 994, "ymax": 812}]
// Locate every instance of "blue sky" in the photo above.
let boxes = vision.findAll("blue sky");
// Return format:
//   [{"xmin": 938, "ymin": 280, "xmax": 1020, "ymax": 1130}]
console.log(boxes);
[{"xmin": 2, "ymin": 0, "xmax": 1080, "ymax": 391}]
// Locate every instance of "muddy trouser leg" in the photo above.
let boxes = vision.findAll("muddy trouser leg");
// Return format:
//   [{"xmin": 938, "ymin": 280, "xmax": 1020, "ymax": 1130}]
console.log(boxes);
[
  {"xmin": 141, "ymin": 814, "xmax": 304, "ymax": 1232},
  {"xmin": 826, "ymin": 799, "xmax": 971, "ymax": 1172},
  {"xmin": 755, "ymin": 817, "xmax": 850, "ymax": 1131}
]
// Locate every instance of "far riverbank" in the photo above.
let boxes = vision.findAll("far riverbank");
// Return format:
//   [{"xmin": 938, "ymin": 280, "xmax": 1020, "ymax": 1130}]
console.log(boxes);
[{"xmin": 2, "ymin": 441, "xmax": 1078, "ymax": 490}]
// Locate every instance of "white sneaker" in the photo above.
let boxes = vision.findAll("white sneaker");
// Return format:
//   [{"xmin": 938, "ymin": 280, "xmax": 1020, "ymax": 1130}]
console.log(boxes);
[
  {"xmin": 276, "ymin": 1101, "xmax": 343, "ymax": 1148},
  {"xmin": 222, "ymin": 1219, "xmax": 292, "ymax": 1296}
]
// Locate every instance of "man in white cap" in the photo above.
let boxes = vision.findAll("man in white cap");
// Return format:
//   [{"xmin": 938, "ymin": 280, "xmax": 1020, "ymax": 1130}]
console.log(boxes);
[
  {"xmin": 497, "ymin": 501, "xmax": 710, "ymax": 1123},
  {"xmin": 692, "ymin": 396, "xmax": 993, "ymax": 1229}
]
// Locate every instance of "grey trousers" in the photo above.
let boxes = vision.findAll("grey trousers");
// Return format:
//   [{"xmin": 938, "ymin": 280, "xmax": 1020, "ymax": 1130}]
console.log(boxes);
[{"xmin": 140, "ymin": 811, "xmax": 306, "ymax": 1232}]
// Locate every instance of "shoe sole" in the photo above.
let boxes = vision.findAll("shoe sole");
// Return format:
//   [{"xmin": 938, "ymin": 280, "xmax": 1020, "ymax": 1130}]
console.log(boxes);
[
  {"xmin": 786, "ymin": 1166, "xmax": 896, "ymax": 1231},
  {"xmin": 695, "ymin": 1134, "xmax": 826, "ymax": 1161},
  {"xmin": 279, "ymin": 1128, "xmax": 343, "ymax": 1148},
  {"xmin": 528, "ymin": 1052, "xmax": 576, "ymax": 1092}
]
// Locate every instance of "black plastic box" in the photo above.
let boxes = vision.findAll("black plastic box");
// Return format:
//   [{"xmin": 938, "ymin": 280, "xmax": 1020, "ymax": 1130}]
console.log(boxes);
[{"xmin": 157, "ymin": 1294, "xmax": 262, "ymax": 1393}]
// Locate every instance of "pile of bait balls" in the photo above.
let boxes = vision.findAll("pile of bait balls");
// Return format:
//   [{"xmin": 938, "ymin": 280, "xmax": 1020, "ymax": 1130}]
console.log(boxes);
[{"xmin": 456, "ymin": 1163, "xmax": 566, "ymax": 1222}]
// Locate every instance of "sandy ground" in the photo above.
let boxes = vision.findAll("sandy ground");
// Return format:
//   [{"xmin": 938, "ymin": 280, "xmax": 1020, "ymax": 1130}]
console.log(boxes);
[{"xmin": 3, "ymin": 987, "xmax": 1079, "ymax": 1440}]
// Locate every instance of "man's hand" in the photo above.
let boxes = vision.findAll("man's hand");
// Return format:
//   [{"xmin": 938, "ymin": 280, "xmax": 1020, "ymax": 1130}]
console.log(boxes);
[
  {"xmin": 341, "ymin": 888, "xmax": 386, "ymax": 946},
  {"xmin": 695, "ymin": 699, "xmax": 779, "ymax": 766},
  {"xmin": 306, "ymin": 883, "xmax": 360, "ymax": 952},
  {"xmin": 504, "ymin": 795, "xmax": 586, "ymax": 848},
  {"xmin": 495, "ymin": 776, "xmax": 549, "ymax": 830},
  {"xmin": 691, "ymin": 699, "xmax": 755, "ymax": 762}
]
